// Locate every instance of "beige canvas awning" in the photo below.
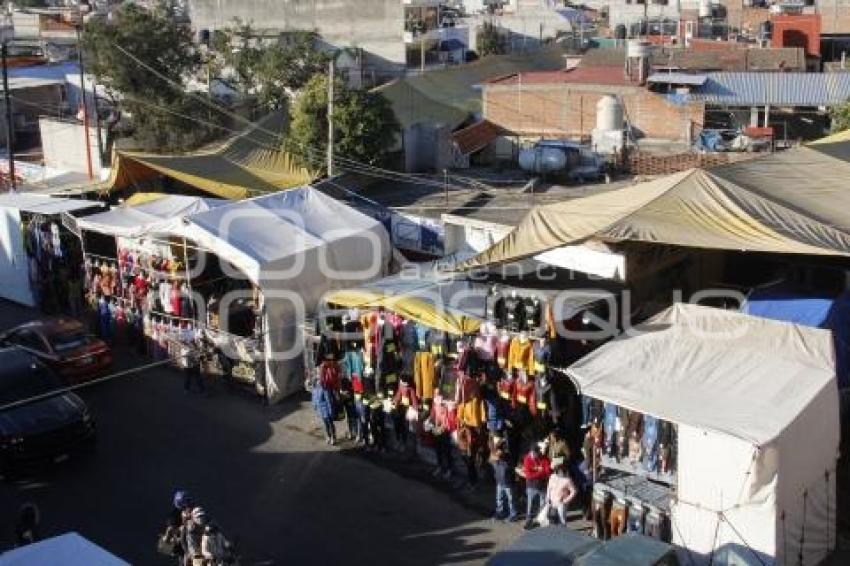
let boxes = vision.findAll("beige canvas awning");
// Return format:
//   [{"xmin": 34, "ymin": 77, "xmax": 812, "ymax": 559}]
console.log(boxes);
[{"xmin": 457, "ymin": 145, "xmax": 850, "ymax": 269}]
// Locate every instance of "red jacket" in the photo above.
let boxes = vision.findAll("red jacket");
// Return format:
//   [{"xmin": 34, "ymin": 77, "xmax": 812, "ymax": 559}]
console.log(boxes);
[
  {"xmin": 523, "ymin": 453, "xmax": 551, "ymax": 489},
  {"xmin": 319, "ymin": 361, "xmax": 341, "ymax": 390}
]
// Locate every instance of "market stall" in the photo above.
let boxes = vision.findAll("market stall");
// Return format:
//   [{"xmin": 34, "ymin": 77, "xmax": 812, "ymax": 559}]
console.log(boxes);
[
  {"xmin": 0, "ymin": 193, "xmax": 101, "ymax": 309},
  {"xmin": 567, "ymin": 303, "xmax": 839, "ymax": 565}
]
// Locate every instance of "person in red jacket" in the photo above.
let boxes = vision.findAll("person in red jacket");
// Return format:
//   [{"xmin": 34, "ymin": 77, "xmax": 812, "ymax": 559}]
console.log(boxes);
[{"xmin": 522, "ymin": 441, "xmax": 551, "ymax": 529}]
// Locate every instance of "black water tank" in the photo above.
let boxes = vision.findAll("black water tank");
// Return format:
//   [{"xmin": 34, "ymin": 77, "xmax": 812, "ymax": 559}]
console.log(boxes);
[{"xmin": 615, "ymin": 24, "xmax": 627, "ymax": 40}]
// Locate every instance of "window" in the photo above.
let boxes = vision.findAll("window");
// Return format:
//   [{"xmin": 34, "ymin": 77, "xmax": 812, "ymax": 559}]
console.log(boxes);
[
  {"xmin": 9, "ymin": 330, "xmax": 48, "ymax": 353},
  {"xmin": 50, "ymin": 330, "xmax": 89, "ymax": 354}
]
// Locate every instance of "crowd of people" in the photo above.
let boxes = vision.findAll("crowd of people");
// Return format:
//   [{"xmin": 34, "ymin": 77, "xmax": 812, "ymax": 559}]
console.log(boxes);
[{"xmin": 160, "ymin": 490, "xmax": 235, "ymax": 566}]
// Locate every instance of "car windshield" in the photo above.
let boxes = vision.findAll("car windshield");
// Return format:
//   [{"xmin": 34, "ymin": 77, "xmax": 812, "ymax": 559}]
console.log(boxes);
[
  {"xmin": 0, "ymin": 363, "xmax": 63, "ymax": 405},
  {"xmin": 50, "ymin": 330, "xmax": 89, "ymax": 353}
]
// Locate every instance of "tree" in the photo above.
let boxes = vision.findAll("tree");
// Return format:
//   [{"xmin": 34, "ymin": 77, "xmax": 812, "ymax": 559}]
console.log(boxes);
[
  {"xmin": 289, "ymin": 74, "xmax": 400, "ymax": 170},
  {"xmin": 210, "ymin": 21, "xmax": 329, "ymax": 111},
  {"xmin": 829, "ymin": 100, "xmax": 850, "ymax": 133},
  {"xmin": 477, "ymin": 21, "xmax": 508, "ymax": 57},
  {"xmin": 83, "ymin": 4, "xmax": 226, "ymax": 152}
]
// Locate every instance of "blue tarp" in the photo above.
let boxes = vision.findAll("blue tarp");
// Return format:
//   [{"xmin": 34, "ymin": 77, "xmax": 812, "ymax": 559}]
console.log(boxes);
[{"xmin": 742, "ymin": 285, "xmax": 850, "ymax": 388}]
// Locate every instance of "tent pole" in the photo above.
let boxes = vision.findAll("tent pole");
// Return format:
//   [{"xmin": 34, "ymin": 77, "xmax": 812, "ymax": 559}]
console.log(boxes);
[{"xmin": 182, "ymin": 237, "xmax": 196, "ymax": 323}]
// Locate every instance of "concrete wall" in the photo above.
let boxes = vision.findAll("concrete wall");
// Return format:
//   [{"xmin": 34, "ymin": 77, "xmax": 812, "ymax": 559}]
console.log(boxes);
[
  {"xmin": 483, "ymin": 82, "xmax": 704, "ymax": 142},
  {"xmin": 39, "ymin": 117, "xmax": 103, "ymax": 176},
  {"xmin": 187, "ymin": 0, "xmax": 406, "ymax": 74}
]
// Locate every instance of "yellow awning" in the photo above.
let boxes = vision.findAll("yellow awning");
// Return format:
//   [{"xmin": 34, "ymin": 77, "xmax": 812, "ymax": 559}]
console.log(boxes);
[
  {"xmin": 102, "ymin": 112, "xmax": 315, "ymax": 199},
  {"xmin": 325, "ymin": 288, "xmax": 482, "ymax": 335}
]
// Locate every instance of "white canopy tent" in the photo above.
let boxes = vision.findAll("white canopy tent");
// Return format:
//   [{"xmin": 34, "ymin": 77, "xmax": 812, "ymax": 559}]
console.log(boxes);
[
  {"xmin": 76, "ymin": 194, "xmax": 225, "ymax": 238},
  {"xmin": 567, "ymin": 304, "xmax": 839, "ymax": 565},
  {"xmin": 0, "ymin": 532, "xmax": 129, "ymax": 565},
  {"xmin": 165, "ymin": 187, "xmax": 394, "ymax": 401},
  {"xmin": 0, "ymin": 194, "xmax": 101, "ymax": 306}
]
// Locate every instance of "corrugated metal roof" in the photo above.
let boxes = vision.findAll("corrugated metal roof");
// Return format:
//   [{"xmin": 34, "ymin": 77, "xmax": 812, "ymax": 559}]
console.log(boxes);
[
  {"xmin": 451, "ymin": 120, "xmax": 502, "ymax": 155},
  {"xmin": 648, "ymin": 72, "xmax": 707, "ymax": 85},
  {"xmin": 691, "ymin": 72, "xmax": 850, "ymax": 106}
]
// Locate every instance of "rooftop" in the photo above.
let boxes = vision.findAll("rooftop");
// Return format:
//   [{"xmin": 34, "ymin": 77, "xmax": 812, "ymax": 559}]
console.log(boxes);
[
  {"xmin": 487, "ymin": 65, "xmax": 634, "ymax": 87},
  {"xmin": 580, "ymin": 45, "xmax": 807, "ymax": 73}
]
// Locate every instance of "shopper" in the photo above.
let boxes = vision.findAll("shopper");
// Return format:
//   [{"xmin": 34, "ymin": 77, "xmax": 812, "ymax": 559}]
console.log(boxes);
[
  {"xmin": 181, "ymin": 332, "xmax": 204, "ymax": 394},
  {"xmin": 201, "ymin": 522, "xmax": 231, "ymax": 566},
  {"xmin": 14, "ymin": 503, "xmax": 40, "ymax": 547},
  {"xmin": 545, "ymin": 457, "xmax": 578, "ymax": 526},
  {"xmin": 339, "ymin": 375, "xmax": 358, "ymax": 441},
  {"xmin": 312, "ymin": 379, "xmax": 337, "ymax": 445},
  {"xmin": 489, "ymin": 435, "xmax": 518, "ymax": 522},
  {"xmin": 184, "ymin": 507, "xmax": 206, "ymax": 566},
  {"xmin": 546, "ymin": 429, "xmax": 571, "ymax": 464},
  {"xmin": 522, "ymin": 441, "xmax": 551, "ymax": 529}
]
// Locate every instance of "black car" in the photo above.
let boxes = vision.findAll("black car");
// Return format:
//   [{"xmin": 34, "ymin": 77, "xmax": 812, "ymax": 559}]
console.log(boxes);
[{"xmin": 0, "ymin": 347, "xmax": 95, "ymax": 475}]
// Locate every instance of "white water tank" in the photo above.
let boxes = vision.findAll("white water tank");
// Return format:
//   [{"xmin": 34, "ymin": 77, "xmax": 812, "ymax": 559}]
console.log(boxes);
[
  {"xmin": 626, "ymin": 39, "xmax": 651, "ymax": 59},
  {"xmin": 596, "ymin": 95, "xmax": 623, "ymax": 132},
  {"xmin": 519, "ymin": 146, "xmax": 568, "ymax": 174},
  {"xmin": 699, "ymin": 0, "xmax": 713, "ymax": 18}
]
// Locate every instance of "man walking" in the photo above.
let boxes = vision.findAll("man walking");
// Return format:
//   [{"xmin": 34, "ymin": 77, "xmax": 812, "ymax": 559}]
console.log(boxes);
[{"xmin": 489, "ymin": 434, "xmax": 518, "ymax": 522}]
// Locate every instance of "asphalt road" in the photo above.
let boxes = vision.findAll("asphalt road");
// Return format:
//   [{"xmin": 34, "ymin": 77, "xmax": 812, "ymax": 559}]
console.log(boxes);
[{"xmin": 0, "ymin": 302, "xmax": 518, "ymax": 565}]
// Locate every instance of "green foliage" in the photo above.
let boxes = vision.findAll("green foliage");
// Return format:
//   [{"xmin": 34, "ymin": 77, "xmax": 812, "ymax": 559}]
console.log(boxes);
[
  {"xmin": 83, "ymin": 4, "xmax": 225, "ymax": 152},
  {"xmin": 477, "ymin": 21, "xmax": 508, "ymax": 57},
  {"xmin": 210, "ymin": 20, "xmax": 329, "ymax": 111},
  {"xmin": 289, "ymin": 74, "xmax": 400, "ymax": 170},
  {"xmin": 829, "ymin": 101, "xmax": 850, "ymax": 133}
]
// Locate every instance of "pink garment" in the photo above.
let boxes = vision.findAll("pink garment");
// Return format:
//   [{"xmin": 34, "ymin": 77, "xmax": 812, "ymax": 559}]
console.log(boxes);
[
  {"xmin": 474, "ymin": 334, "xmax": 497, "ymax": 361},
  {"xmin": 546, "ymin": 473, "xmax": 578, "ymax": 506}
]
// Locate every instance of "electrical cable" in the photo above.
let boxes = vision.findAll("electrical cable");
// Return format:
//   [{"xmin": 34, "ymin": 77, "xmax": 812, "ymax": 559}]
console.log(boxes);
[{"xmin": 0, "ymin": 358, "xmax": 172, "ymax": 413}]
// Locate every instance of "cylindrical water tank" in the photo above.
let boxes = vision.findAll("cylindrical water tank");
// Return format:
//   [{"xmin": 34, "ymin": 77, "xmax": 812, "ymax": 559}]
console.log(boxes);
[
  {"xmin": 596, "ymin": 95, "xmax": 623, "ymax": 132},
  {"xmin": 614, "ymin": 24, "xmax": 627, "ymax": 40},
  {"xmin": 699, "ymin": 0, "xmax": 712, "ymax": 18},
  {"xmin": 518, "ymin": 146, "xmax": 568, "ymax": 175},
  {"xmin": 626, "ymin": 39, "xmax": 651, "ymax": 59}
]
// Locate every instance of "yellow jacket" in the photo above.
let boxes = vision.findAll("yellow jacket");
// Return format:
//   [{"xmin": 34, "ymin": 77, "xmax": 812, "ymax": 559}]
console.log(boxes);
[{"xmin": 508, "ymin": 338, "xmax": 535, "ymax": 374}]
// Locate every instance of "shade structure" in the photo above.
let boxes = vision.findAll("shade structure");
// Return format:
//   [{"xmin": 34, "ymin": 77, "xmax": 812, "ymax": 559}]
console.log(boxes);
[
  {"xmin": 77, "ymin": 194, "xmax": 226, "ymax": 238},
  {"xmin": 567, "ymin": 304, "xmax": 839, "ymax": 565},
  {"xmin": 103, "ymin": 112, "xmax": 313, "ymax": 200},
  {"xmin": 0, "ymin": 532, "xmax": 129, "ymax": 565},
  {"xmin": 172, "ymin": 187, "xmax": 394, "ymax": 401},
  {"xmin": 0, "ymin": 194, "xmax": 102, "ymax": 307},
  {"xmin": 456, "ymin": 145, "xmax": 850, "ymax": 270}
]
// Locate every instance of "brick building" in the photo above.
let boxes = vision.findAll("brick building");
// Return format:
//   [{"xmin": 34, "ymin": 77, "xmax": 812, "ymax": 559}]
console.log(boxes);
[{"xmin": 482, "ymin": 66, "xmax": 704, "ymax": 143}]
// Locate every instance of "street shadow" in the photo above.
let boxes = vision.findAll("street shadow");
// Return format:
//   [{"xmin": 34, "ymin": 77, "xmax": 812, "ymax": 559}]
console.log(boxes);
[{"xmin": 0, "ymin": 338, "xmax": 507, "ymax": 566}]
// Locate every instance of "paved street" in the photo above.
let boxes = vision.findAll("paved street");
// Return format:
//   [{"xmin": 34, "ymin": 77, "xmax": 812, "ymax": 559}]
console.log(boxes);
[{"xmin": 0, "ymin": 302, "xmax": 518, "ymax": 565}]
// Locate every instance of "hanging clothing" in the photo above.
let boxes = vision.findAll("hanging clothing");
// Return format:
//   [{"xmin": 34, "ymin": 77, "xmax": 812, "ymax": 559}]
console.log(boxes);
[
  {"xmin": 523, "ymin": 298, "xmax": 542, "ymax": 331},
  {"xmin": 508, "ymin": 338, "xmax": 535, "ymax": 375},
  {"xmin": 533, "ymin": 340, "xmax": 550, "ymax": 377},
  {"xmin": 319, "ymin": 361, "xmax": 341, "ymax": 390},
  {"xmin": 317, "ymin": 335, "xmax": 341, "ymax": 364},
  {"xmin": 457, "ymin": 398, "xmax": 485, "ymax": 428},
  {"xmin": 474, "ymin": 333, "xmax": 497, "ymax": 361},
  {"xmin": 496, "ymin": 335, "xmax": 511, "ymax": 369},
  {"xmin": 515, "ymin": 378, "xmax": 536, "ymax": 416},
  {"xmin": 414, "ymin": 351, "xmax": 436, "ymax": 401},
  {"xmin": 455, "ymin": 373, "xmax": 480, "ymax": 404},
  {"xmin": 393, "ymin": 381, "xmax": 419, "ymax": 408},
  {"xmin": 341, "ymin": 350, "xmax": 365, "ymax": 381},
  {"xmin": 503, "ymin": 295, "xmax": 525, "ymax": 332}
]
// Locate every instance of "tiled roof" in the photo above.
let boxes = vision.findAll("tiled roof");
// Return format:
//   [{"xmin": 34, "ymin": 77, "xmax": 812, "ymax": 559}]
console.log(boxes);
[
  {"xmin": 487, "ymin": 66, "xmax": 633, "ymax": 86},
  {"xmin": 691, "ymin": 72, "xmax": 850, "ymax": 106},
  {"xmin": 451, "ymin": 120, "xmax": 502, "ymax": 155}
]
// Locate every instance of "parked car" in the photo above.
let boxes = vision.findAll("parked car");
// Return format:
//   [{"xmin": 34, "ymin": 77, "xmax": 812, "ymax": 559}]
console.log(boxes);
[
  {"xmin": 0, "ymin": 318, "xmax": 112, "ymax": 384},
  {"xmin": 0, "ymin": 348, "xmax": 96, "ymax": 476},
  {"xmin": 487, "ymin": 529, "xmax": 679, "ymax": 566}
]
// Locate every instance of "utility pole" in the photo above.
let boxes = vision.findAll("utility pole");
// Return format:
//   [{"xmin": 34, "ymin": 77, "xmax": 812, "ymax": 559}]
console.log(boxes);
[
  {"xmin": 327, "ymin": 57, "xmax": 334, "ymax": 178},
  {"xmin": 2, "ymin": 41, "xmax": 14, "ymax": 192},
  {"xmin": 444, "ymin": 169, "xmax": 449, "ymax": 208},
  {"xmin": 76, "ymin": 24, "xmax": 94, "ymax": 181}
]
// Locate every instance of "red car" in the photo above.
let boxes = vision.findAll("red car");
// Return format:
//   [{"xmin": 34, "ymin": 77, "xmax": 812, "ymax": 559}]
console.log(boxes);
[{"xmin": 0, "ymin": 318, "xmax": 112, "ymax": 384}]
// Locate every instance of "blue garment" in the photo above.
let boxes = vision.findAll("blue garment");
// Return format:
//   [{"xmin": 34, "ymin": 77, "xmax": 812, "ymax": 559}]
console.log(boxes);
[
  {"xmin": 603, "ymin": 403, "xmax": 618, "ymax": 455},
  {"xmin": 483, "ymin": 389, "xmax": 505, "ymax": 432},
  {"xmin": 401, "ymin": 322, "xmax": 418, "ymax": 351},
  {"xmin": 496, "ymin": 483, "xmax": 517, "ymax": 518},
  {"xmin": 311, "ymin": 385, "xmax": 335, "ymax": 420},
  {"xmin": 415, "ymin": 323, "xmax": 430, "ymax": 351},
  {"xmin": 642, "ymin": 415, "xmax": 659, "ymax": 473},
  {"xmin": 341, "ymin": 350, "xmax": 365, "ymax": 380}
]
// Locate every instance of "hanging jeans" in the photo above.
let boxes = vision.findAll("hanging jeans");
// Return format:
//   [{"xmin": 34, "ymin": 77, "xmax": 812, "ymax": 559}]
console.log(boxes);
[
  {"xmin": 356, "ymin": 399, "xmax": 369, "ymax": 444},
  {"xmin": 642, "ymin": 415, "xmax": 659, "ymax": 473},
  {"xmin": 343, "ymin": 399, "xmax": 358, "ymax": 439},
  {"xmin": 496, "ymin": 483, "xmax": 517, "ymax": 518},
  {"xmin": 603, "ymin": 403, "xmax": 618, "ymax": 456},
  {"xmin": 592, "ymin": 487, "xmax": 612, "ymax": 540},
  {"xmin": 626, "ymin": 502, "xmax": 646, "ymax": 534}
]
